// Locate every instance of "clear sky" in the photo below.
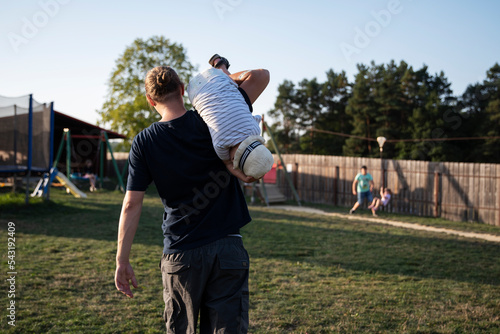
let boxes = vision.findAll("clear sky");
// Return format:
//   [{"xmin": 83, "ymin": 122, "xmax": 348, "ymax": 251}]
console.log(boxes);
[{"xmin": 1, "ymin": 0, "xmax": 499, "ymax": 126}]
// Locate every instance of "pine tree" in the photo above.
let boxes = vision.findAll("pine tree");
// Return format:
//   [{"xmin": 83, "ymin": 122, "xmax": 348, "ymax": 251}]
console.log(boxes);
[{"xmin": 344, "ymin": 64, "xmax": 378, "ymax": 156}]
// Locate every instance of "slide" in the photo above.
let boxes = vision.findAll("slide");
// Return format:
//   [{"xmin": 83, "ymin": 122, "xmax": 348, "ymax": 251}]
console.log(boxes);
[{"xmin": 55, "ymin": 172, "xmax": 87, "ymax": 198}]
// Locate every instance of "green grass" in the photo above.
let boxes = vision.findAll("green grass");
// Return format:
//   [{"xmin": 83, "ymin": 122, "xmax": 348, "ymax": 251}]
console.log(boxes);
[
  {"xmin": 1, "ymin": 188, "xmax": 499, "ymax": 333},
  {"xmin": 300, "ymin": 201, "xmax": 500, "ymax": 236}
]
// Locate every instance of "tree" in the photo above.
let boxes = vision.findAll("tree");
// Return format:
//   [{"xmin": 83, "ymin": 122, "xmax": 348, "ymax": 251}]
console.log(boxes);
[
  {"xmin": 372, "ymin": 60, "xmax": 408, "ymax": 159},
  {"xmin": 268, "ymin": 72, "xmax": 351, "ymax": 155},
  {"xmin": 98, "ymin": 36, "xmax": 196, "ymax": 150},
  {"xmin": 295, "ymin": 78, "xmax": 323, "ymax": 153},
  {"xmin": 269, "ymin": 60, "xmax": 499, "ymax": 162},
  {"xmin": 311, "ymin": 69, "xmax": 351, "ymax": 156},
  {"xmin": 344, "ymin": 63, "xmax": 379, "ymax": 157},
  {"xmin": 460, "ymin": 63, "xmax": 500, "ymax": 162},
  {"xmin": 268, "ymin": 80, "xmax": 302, "ymax": 153}
]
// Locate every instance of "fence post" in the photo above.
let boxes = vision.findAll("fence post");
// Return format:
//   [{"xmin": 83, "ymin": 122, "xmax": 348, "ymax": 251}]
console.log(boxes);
[
  {"xmin": 293, "ymin": 162, "xmax": 299, "ymax": 193},
  {"xmin": 333, "ymin": 166, "xmax": 339, "ymax": 206},
  {"xmin": 380, "ymin": 158, "xmax": 386, "ymax": 189},
  {"xmin": 497, "ymin": 165, "xmax": 500, "ymax": 226},
  {"xmin": 434, "ymin": 171, "xmax": 440, "ymax": 217}
]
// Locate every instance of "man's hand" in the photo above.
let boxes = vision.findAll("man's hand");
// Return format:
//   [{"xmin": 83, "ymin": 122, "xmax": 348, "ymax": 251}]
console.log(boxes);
[
  {"xmin": 230, "ymin": 168, "xmax": 258, "ymax": 183},
  {"xmin": 225, "ymin": 160, "xmax": 258, "ymax": 183},
  {"xmin": 352, "ymin": 190, "xmax": 357, "ymax": 195},
  {"xmin": 115, "ymin": 262, "xmax": 138, "ymax": 298}
]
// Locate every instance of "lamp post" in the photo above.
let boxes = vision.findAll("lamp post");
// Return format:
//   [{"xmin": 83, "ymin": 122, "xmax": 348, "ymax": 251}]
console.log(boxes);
[{"xmin": 377, "ymin": 136, "xmax": 386, "ymax": 188}]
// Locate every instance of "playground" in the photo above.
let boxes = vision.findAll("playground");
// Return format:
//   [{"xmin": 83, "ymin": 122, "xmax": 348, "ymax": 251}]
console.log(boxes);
[
  {"xmin": 0, "ymin": 94, "xmax": 127, "ymax": 202},
  {"xmin": 1, "ymin": 93, "xmax": 500, "ymax": 333},
  {"xmin": 1, "ymin": 92, "xmax": 500, "ymax": 332},
  {"xmin": 1, "ymin": 188, "xmax": 499, "ymax": 333}
]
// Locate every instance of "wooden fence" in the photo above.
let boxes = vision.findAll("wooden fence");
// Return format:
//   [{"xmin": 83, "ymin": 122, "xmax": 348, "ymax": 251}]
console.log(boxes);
[
  {"xmin": 273, "ymin": 154, "xmax": 500, "ymax": 227},
  {"xmin": 110, "ymin": 152, "xmax": 500, "ymax": 226}
]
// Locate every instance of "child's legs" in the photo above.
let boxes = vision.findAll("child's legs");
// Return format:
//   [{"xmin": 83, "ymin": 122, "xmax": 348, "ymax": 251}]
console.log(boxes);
[
  {"xmin": 368, "ymin": 198, "xmax": 377, "ymax": 208},
  {"xmin": 230, "ymin": 69, "xmax": 270, "ymax": 104},
  {"xmin": 229, "ymin": 144, "xmax": 240, "ymax": 162}
]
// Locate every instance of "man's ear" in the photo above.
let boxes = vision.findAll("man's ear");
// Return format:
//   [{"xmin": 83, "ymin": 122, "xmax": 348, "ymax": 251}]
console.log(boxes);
[
  {"xmin": 146, "ymin": 94, "xmax": 156, "ymax": 106},
  {"xmin": 180, "ymin": 83, "xmax": 185, "ymax": 96}
]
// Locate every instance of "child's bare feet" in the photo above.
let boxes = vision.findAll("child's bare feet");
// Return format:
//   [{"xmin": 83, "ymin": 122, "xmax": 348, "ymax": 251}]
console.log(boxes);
[{"xmin": 209, "ymin": 54, "xmax": 230, "ymax": 70}]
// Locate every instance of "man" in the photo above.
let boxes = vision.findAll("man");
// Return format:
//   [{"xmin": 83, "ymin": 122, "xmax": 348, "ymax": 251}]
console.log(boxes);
[
  {"xmin": 114, "ymin": 65, "xmax": 267, "ymax": 333},
  {"xmin": 349, "ymin": 165, "xmax": 374, "ymax": 214}
]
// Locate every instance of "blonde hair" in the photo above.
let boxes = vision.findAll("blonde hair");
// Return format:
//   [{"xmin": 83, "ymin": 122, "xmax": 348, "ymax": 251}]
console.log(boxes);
[{"xmin": 145, "ymin": 66, "xmax": 183, "ymax": 103}]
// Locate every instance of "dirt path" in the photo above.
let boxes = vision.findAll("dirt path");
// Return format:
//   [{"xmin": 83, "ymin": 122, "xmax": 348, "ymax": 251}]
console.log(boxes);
[{"xmin": 263, "ymin": 205, "xmax": 500, "ymax": 243}]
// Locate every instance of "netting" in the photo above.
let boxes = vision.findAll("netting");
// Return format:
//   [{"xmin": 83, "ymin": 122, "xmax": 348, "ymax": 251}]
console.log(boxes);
[{"xmin": 0, "ymin": 94, "xmax": 52, "ymax": 174}]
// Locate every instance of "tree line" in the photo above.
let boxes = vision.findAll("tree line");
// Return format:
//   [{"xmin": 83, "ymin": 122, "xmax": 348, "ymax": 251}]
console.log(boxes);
[
  {"xmin": 98, "ymin": 37, "xmax": 500, "ymax": 163},
  {"xmin": 268, "ymin": 61, "xmax": 500, "ymax": 163}
]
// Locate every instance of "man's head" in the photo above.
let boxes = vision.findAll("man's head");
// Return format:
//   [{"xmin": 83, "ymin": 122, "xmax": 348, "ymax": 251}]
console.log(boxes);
[
  {"xmin": 233, "ymin": 135, "xmax": 274, "ymax": 179},
  {"xmin": 360, "ymin": 166, "xmax": 368, "ymax": 175},
  {"xmin": 145, "ymin": 66, "xmax": 184, "ymax": 105}
]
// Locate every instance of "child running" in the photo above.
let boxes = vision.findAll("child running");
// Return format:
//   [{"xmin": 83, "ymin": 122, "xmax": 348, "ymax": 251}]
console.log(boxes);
[{"xmin": 186, "ymin": 54, "xmax": 274, "ymax": 180}]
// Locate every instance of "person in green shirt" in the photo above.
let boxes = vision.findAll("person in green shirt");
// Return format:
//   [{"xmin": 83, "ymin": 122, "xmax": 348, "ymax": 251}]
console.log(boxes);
[{"xmin": 349, "ymin": 165, "xmax": 374, "ymax": 214}]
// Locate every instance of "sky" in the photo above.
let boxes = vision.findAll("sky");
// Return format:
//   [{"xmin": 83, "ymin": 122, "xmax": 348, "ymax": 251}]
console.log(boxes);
[{"xmin": 1, "ymin": 0, "xmax": 499, "ymax": 127}]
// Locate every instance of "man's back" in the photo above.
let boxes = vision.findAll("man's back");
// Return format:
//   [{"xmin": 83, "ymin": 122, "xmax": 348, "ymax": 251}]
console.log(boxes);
[{"xmin": 127, "ymin": 110, "xmax": 251, "ymax": 254}]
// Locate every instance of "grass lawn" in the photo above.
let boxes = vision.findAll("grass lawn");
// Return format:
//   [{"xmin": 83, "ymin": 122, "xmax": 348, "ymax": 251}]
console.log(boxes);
[{"xmin": 1, "ymin": 188, "xmax": 499, "ymax": 333}]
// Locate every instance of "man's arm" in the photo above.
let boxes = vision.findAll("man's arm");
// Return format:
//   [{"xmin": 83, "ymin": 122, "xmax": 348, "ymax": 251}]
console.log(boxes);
[
  {"xmin": 231, "ymin": 69, "xmax": 270, "ymax": 104},
  {"xmin": 352, "ymin": 178, "xmax": 358, "ymax": 195},
  {"xmin": 369, "ymin": 179, "xmax": 375, "ymax": 192},
  {"xmin": 115, "ymin": 190, "xmax": 145, "ymax": 298}
]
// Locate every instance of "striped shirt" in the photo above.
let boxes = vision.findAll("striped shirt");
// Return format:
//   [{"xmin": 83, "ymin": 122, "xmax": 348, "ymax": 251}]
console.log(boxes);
[{"xmin": 186, "ymin": 68, "xmax": 261, "ymax": 161}]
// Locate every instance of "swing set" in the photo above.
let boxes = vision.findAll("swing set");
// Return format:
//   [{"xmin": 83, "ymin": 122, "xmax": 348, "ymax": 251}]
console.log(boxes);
[{"xmin": 32, "ymin": 128, "xmax": 127, "ymax": 199}]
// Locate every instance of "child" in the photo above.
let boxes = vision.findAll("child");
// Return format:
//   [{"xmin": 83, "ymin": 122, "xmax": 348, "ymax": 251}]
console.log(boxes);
[
  {"xmin": 186, "ymin": 54, "xmax": 274, "ymax": 180},
  {"xmin": 83, "ymin": 159, "xmax": 97, "ymax": 192},
  {"xmin": 368, "ymin": 187, "xmax": 392, "ymax": 217}
]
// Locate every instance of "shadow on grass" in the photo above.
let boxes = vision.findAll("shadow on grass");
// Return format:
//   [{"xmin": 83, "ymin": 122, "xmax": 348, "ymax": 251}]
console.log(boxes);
[
  {"xmin": 245, "ymin": 209, "xmax": 500, "ymax": 287},
  {"xmin": 2, "ymin": 191, "xmax": 499, "ymax": 287},
  {"xmin": 0, "ymin": 189, "xmax": 164, "ymax": 245}
]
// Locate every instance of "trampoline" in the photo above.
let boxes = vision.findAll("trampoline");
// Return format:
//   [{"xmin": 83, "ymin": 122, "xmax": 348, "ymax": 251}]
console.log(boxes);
[
  {"xmin": 0, "ymin": 94, "xmax": 54, "ymax": 176},
  {"xmin": 0, "ymin": 94, "xmax": 54, "ymax": 203}
]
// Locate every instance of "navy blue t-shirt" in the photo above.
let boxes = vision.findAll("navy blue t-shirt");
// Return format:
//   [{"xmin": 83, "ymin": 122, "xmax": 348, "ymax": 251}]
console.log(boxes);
[{"xmin": 127, "ymin": 110, "xmax": 251, "ymax": 254}]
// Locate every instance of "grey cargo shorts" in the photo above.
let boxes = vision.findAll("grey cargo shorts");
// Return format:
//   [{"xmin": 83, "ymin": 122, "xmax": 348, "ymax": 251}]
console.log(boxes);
[{"xmin": 160, "ymin": 236, "xmax": 249, "ymax": 333}]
